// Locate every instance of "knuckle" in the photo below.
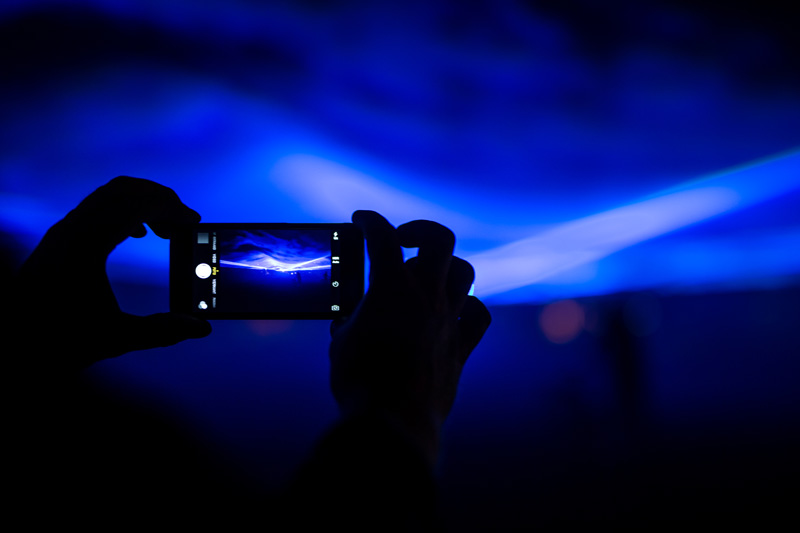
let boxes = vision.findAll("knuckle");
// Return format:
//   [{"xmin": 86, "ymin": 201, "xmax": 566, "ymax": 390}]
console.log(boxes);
[{"xmin": 109, "ymin": 175, "xmax": 137, "ymax": 186}]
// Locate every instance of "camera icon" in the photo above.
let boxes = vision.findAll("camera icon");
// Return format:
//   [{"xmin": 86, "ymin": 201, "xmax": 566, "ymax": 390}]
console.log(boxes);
[{"xmin": 331, "ymin": 305, "xmax": 340, "ymax": 311}]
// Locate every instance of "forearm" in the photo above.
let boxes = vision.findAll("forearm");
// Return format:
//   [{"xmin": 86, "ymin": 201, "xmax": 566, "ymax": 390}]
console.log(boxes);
[{"xmin": 282, "ymin": 412, "xmax": 441, "ymax": 530}]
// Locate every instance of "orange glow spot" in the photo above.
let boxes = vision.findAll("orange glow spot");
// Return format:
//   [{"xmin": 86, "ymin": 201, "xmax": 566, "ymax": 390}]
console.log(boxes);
[
  {"xmin": 540, "ymin": 299, "xmax": 585, "ymax": 344},
  {"xmin": 246, "ymin": 320, "xmax": 293, "ymax": 336}
]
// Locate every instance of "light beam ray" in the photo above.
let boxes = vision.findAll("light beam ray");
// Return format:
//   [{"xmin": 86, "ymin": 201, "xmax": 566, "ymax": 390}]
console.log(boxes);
[{"xmin": 469, "ymin": 149, "xmax": 800, "ymax": 297}]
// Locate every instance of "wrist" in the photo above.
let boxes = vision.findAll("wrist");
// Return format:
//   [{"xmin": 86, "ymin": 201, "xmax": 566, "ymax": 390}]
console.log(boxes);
[{"xmin": 339, "ymin": 405, "xmax": 441, "ymax": 466}]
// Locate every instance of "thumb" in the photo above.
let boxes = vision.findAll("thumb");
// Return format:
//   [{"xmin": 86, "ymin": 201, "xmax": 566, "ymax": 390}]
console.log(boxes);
[
  {"xmin": 456, "ymin": 296, "xmax": 491, "ymax": 364},
  {"xmin": 330, "ymin": 316, "xmax": 351, "ymax": 337},
  {"xmin": 119, "ymin": 313, "xmax": 212, "ymax": 353}
]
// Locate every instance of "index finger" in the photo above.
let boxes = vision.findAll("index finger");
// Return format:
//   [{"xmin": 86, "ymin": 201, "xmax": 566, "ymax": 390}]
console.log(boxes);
[
  {"xmin": 60, "ymin": 176, "xmax": 200, "ymax": 254},
  {"xmin": 396, "ymin": 219, "xmax": 455, "ymax": 296}
]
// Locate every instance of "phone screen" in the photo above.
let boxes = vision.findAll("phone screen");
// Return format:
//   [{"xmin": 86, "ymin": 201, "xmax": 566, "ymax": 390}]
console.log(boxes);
[{"xmin": 171, "ymin": 223, "xmax": 364, "ymax": 319}]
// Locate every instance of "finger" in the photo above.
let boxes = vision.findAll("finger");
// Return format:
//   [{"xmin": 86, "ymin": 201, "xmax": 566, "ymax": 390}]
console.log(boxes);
[
  {"xmin": 130, "ymin": 223, "xmax": 147, "ymax": 238},
  {"xmin": 457, "ymin": 296, "xmax": 491, "ymax": 364},
  {"xmin": 396, "ymin": 220, "xmax": 454, "ymax": 294},
  {"xmin": 404, "ymin": 254, "xmax": 420, "ymax": 272},
  {"xmin": 117, "ymin": 313, "xmax": 212, "ymax": 353},
  {"xmin": 352, "ymin": 210, "xmax": 403, "ymax": 288},
  {"xmin": 411, "ymin": 254, "xmax": 475, "ymax": 310},
  {"xmin": 330, "ymin": 315, "xmax": 350, "ymax": 337},
  {"xmin": 60, "ymin": 176, "xmax": 201, "ymax": 255},
  {"xmin": 447, "ymin": 257, "xmax": 475, "ymax": 312}
]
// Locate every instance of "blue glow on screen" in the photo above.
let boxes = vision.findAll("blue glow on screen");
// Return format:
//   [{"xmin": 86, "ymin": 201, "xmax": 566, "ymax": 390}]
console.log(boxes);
[
  {"xmin": 210, "ymin": 229, "xmax": 332, "ymax": 313},
  {"xmin": 219, "ymin": 230, "xmax": 331, "ymax": 273}
]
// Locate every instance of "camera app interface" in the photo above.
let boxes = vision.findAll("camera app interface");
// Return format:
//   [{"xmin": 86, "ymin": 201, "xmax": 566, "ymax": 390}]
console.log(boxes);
[{"xmin": 192, "ymin": 228, "xmax": 343, "ymax": 314}]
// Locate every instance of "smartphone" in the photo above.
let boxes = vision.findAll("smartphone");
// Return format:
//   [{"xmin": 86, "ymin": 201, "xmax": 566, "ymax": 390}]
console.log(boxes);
[{"xmin": 170, "ymin": 223, "xmax": 364, "ymax": 319}]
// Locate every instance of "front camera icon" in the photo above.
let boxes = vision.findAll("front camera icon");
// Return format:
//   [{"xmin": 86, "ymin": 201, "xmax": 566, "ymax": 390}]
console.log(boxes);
[{"xmin": 332, "ymin": 281, "xmax": 339, "ymax": 287}]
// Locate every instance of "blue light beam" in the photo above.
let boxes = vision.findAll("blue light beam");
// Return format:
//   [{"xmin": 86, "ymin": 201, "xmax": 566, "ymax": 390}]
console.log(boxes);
[
  {"xmin": 468, "ymin": 149, "xmax": 800, "ymax": 298},
  {"xmin": 220, "ymin": 256, "xmax": 331, "ymax": 272}
]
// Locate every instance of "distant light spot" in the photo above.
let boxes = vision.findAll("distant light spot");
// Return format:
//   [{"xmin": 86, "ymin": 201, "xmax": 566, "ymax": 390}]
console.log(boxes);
[{"xmin": 540, "ymin": 299, "xmax": 585, "ymax": 344}]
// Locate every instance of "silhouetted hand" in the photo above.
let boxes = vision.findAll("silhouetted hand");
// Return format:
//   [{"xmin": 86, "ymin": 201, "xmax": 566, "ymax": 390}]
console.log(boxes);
[
  {"xmin": 13, "ymin": 176, "xmax": 211, "ymax": 372},
  {"xmin": 329, "ymin": 210, "xmax": 491, "ymax": 463}
]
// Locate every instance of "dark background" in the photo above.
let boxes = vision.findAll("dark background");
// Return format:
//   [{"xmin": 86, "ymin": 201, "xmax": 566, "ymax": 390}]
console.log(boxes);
[{"xmin": 3, "ymin": 0, "xmax": 799, "ymax": 528}]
